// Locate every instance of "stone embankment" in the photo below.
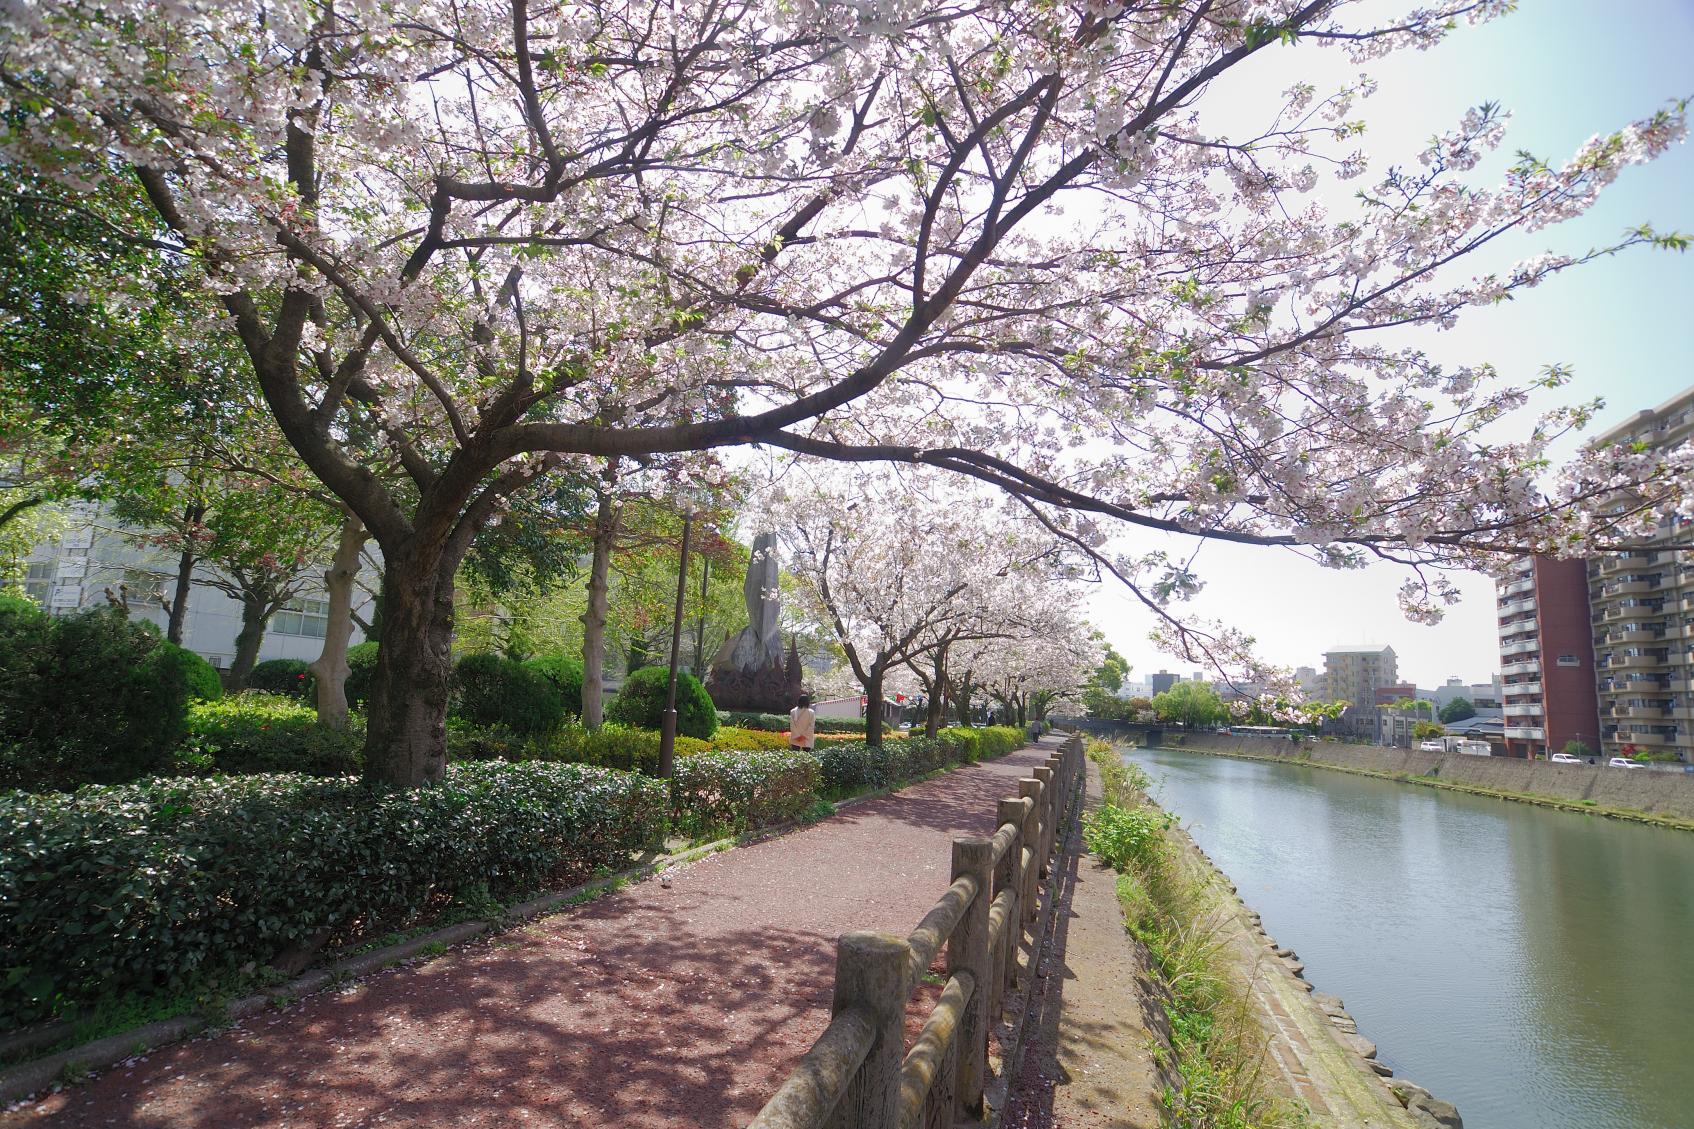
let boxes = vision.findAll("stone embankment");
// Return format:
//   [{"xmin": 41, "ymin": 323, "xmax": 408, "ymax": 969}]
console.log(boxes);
[
  {"xmin": 1178, "ymin": 833, "xmax": 1464, "ymax": 1129},
  {"xmin": 1165, "ymin": 733, "xmax": 1694, "ymax": 826}
]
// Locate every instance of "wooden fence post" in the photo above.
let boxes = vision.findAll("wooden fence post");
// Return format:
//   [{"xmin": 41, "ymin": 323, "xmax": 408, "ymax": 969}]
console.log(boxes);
[
  {"xmin": 1032, "ymin": 765, "xmax": 1054, "ymax": 875},
  {"xmin": 995, "ymin": 797, "xmax": 1025, "ymax": 999},
  {"xmin": 1017, "ymin": 779, "xmax": 1041, "ymax": 924},
  {"xmin": 949, "ymin": 838, "xmax": 993, "ymax": 1118},
  {"xmin": 828, "ymin": 932, "xmax": 912, "ymax": 1129}
]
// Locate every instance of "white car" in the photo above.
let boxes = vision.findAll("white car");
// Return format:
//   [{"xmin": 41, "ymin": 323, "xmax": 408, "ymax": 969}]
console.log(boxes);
[
  {"xmin": 1607, "ymin": 757, "xmax": 1646, "ymax": 769},
  {"xmin": 1549, "ymin": 753, "xmax": 1583, "ymax": 765},
  {"xmin": 1418, "ymin": 740, "xmax": 1447, "ymax": 752}
]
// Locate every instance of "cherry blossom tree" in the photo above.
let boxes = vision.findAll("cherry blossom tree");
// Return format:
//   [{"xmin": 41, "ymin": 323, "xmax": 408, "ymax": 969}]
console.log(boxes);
[{"xmin": 4, "ymin": 0, "xmax": 1689, "ymax": 783}]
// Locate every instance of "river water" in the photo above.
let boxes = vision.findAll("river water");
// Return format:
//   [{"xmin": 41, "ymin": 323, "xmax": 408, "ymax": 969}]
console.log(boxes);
[{"xmin": 1123, "ymin": 745, "xmax": 1694, "ymax": 1129}]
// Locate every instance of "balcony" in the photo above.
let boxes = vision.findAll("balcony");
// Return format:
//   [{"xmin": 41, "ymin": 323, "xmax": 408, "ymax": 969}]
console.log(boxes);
[
  {"xmin": 1500, "ymin": 578, "xmax": 1535, "ymax": 597},
  {"xmin": 1603, "ymin": 579, "xmax": 1653, "ymax": 597},
  {"xmin": 1501, "ymin": 659, "xmax": 1541, "ymax": 676},
  {"xmin": 1503, "ymin": 681, "xmax": 1543, "ymax": 697},
  {"xmin": 1504, "ymin": 703, "xmax": 1543, "ymax": 719},
  {"xmin": 1500, "ymin": 640, "xmax": 1540, "ymax": 658},
  {"xmin": 1617, "ymin": 653, "xmax": 1671, "ymax": 670},
  {"xmin": 1601, "ymin": 604, "xmax": 1629, "ymax": 621},
  {"xmin": 1611, "ymin": 705, "xmax": 1671, "ymax": 720},
  {"xmin": 1496, "ymin": 596, "xmax": 1536, "ymax": 618},
  {"xmin": 1611, "ymin": 628, "xmax": 1666, "ymax": 645},
  {"xmin": 1617, "ymin": 730, "xmax": 1673, "ymax": 746},
  {"xmin": 1505, "ymin": 726, "xmax": 1546, "ymax": 740}
]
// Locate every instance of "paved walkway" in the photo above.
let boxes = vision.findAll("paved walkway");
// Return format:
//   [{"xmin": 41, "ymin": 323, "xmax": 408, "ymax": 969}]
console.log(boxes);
[
  {"xmin": 1001, "ymin": 760, "xmax": 1167, "ymax": 1129},
  {"xmin": 4, "ymin": 740, "xmax": 1067, "ymax": 1129}
]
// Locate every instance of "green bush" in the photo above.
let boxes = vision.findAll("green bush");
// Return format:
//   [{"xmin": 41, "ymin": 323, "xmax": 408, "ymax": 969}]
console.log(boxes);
[
  {"xmin": 453, "ymin": 653, "xmax": 564, "ymax": 735},
  {"xmin": 1083, "ymin": 803, "xmax": 1173, "ymax": 873},
  {"xmin": 0, "ymin": 607, "xmax": 190, "ymax": 791},
  {"xmin": 0, "ymin": 761, "xmax": 668, "ymax": 1026},
  {"xmin": 671, "ymin": 749, "xmax": 821, "ymax": 835},
  {"xmin": 607, "ymin": 666, "xmax": 718, "ymax": 739},
  {"xmin": 155, "ymin": 643, "xmax": 223, "ymax": 702},
  {"xmin": 247, "ymin": 658, "xmax": 314, "ymax": 698},
  {"xmin": 812, "ymin": 726, "xmax": 1024, "ymax": 798},
  {"xmin": 523, "ymin": 653, "xmax": 584, "ymax": 717},
  {"xmin": 712, "ymin": 726, "xmax": 792, "ymax": 752},
  {"xmin": 345, "ymin": 641, "xmax": 379, "ymax": 708},
  {"xmin": 185, "ymin": 694, "xmax": 363, "ymax": 776}
]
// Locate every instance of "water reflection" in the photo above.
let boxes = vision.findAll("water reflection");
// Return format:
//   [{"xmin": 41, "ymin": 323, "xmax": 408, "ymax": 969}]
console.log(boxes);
[{"xmin": 1126, "ymin": 746, "xmax": 1694, "ymax": 1129}]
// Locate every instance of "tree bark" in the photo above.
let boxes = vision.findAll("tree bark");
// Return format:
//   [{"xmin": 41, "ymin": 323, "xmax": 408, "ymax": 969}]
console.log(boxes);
[
  {"xmin": 924, "ymin": 647, "xmax": 948, "ymax": 738},
  {"xmin": 580, "ymin": 490, "xmax": 616, "ymax": 728},
  {"xmin": 864, "ymin": 664, "xmax": 886, "ymax": 747},
  {"xmin": 229, "ymin": 593, "xmax": 269, "ymax": 689},
  {"xmin": 164, "ymin": 501, "xmax": 204, "ymax": 645},
  {"xmin": 363, "ymin": 547, "xmax": 456, "ymax": 786},
  {"xmin": 309, "ymin": 513, "xmax": 367, "ymax": 730}
]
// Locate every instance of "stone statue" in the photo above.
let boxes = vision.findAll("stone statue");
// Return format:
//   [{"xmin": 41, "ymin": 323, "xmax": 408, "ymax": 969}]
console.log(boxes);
[{"xmin": 708, "ymin": 532, "xmax": 803, "ymax": 711}]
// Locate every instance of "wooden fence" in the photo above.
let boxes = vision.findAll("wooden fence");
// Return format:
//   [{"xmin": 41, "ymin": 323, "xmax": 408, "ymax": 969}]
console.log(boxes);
[{"xmin": 748, "ymin": 734, "xmax": 1084, "ymax": 1129}]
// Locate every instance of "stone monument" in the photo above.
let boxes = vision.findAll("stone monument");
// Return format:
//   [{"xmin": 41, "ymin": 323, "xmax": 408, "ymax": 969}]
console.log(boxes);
[{"xmin": 707, "ymin": 533, "xmax": 804, "ymax": 713}]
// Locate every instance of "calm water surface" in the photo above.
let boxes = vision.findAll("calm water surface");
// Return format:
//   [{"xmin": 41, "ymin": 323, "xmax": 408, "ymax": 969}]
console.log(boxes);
[{"xmin": 1125, "ymin": 745, "xmax": 1694, "ymax": 1129}]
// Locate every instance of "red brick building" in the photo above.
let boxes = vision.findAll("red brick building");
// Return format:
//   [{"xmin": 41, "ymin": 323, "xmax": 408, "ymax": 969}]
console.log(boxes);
[{"xmin": 1497, "ymin": 556, "xmax": 1602, "ymax": 759}]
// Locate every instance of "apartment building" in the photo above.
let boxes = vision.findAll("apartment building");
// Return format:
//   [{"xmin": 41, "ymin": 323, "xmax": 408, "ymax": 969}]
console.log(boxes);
[
  {"xmin": 1495, "ymin": 555, "xmax": 1601, "ymax": 759},
  {"xmin": 1587, "ymin": 384, "xmax": 1694, "ymax": 763},
  {"xmin": 1323, "ymin": 645, "xmax": 1398, "ymax": 737},
  {"xmin": 5, "ymin": 502, "xmax": 371, "ymax": 671}
]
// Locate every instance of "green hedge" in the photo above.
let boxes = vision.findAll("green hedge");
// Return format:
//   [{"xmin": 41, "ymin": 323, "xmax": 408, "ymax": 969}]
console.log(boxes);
[
  {"xmin": 608, "ymin": 666, "xmax": 718, "ymax": 739},
  {"xmin": 155, "ymin": 643, "xmax": 223, "ymax": 702},
  {"xmin": 183, "ymin": 694, "xmax": 363, "ymax": 776},
  {"xmin": 671, "ymin": 749, "xmax": 821, "ymax": 836},
  {"xmin": 247, "ymin": 658, "xmax": 314, "ymax": 699},
  {"xmin": 523, "ymin": 653, "xmax": 584, "ymax": 718},
  {"xmin": 815, "ymin": 726, "xmax": 1025, "ymax": 798},
  {"xmin": 718, "ymin": 710, "xmax": 866, "ymax": 734},
  {"xmin": 453, "ymin": 653, "xmax": 564, "ymax": 734},
  {"xmin": 0, "ymin": 605, "xmax": 190, "ymax": 791},
  {"xmin": 0, "ymin": 761, "xmax": 668, "ymax": 1026}
]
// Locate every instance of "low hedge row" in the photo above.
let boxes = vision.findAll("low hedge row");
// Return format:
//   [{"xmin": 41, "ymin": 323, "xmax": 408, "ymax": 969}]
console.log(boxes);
[
  {"xmin": 718, "ymin": 710, "xmax": 866, "ymax": 734},
  {"xmin": 671, "ymin": 749, "xmax": 821, "ymax": 836},
  {"xmin": 0, "ymin": 762, "xmax": 668, "ymax": 1027},
  {"xmin": 182, "ymin": 694, "xmax": 363, "ymax": 776},
  {"xmin": 815, "ymin": 726, "xmax": 1025, "ymax": 798}
]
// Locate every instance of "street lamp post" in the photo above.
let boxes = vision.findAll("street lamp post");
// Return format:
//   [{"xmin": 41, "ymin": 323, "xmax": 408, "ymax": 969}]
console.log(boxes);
[{"xmin": 657, "ymin": 510, "xmax": 694, "ymax": 780}]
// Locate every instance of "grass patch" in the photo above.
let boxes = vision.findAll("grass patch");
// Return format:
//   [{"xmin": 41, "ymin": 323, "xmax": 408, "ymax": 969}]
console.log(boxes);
[{"xmin": 1088, "ymin": 741, "xmax": 1307, "ymax": 1129}]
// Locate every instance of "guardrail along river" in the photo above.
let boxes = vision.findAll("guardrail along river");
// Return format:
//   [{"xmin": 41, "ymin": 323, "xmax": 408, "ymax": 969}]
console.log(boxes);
[{"xmin": 1125, "ymin": 745, "xmax": 1694, "ymax": 1129}]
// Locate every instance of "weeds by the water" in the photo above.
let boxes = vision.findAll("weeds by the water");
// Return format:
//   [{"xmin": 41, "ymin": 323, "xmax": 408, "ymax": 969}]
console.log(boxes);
[{"xmin": 1087, "ymin": 740, "xmax": 1307, "ymax": 1129}]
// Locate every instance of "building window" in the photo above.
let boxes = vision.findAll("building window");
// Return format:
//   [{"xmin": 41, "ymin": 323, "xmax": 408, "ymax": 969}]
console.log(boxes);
[
  {"xmin": 1557, "ymin": 654, "xmax": 1580, "ymax": 667},
  {"xmin": 120, "ymin": 569, "xmax": 167, "ymax": 607},
  {"xmin": 272, "ymin": 597, "xmax": 329, "ymax": 639},
  {"xmin": 15, "ymin": 561, "xmax": 53, "ymax": 606}
]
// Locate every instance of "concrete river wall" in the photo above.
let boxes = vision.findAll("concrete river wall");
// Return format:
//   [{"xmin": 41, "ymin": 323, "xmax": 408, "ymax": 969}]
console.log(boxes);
[{"xmin": 1163, "ymin": 733, "xmax": 1694, "ymax": 823}]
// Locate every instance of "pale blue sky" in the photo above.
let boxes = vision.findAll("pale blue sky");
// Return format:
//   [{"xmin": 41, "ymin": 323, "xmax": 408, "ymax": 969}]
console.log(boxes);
[{"xmin": 1092, "ymin": 0, "xmax": 1694, "ymax": 688}]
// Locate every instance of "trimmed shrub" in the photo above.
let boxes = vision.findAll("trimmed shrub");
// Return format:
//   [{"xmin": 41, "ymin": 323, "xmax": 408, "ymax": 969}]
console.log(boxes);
[
  {"xmin": 344, "ymin": 641, "xmax": 379, "ymax": 708},
  {"xmin": 813, "ymin": 727, "xmax": 1026, "ymax": 799},
  {"xmin": 607, "ymin": 666, "xmax": 718, "ymax": 739},
  {"xmin": 712, "ymin": 726, "xmax": 791, "ymax": 753},
  {"xmin": 454, "ymin": 653, "xmax": 564, "ymax": 735},
  {"xmin": 185, "ymin": 694, "xmax": 363, "ymax": 776},
  {"xmin": 0, "ymin": 607, "xmax": 189, "ymax": 792},
  {"xmin": 671, "ymin": 749, "xmax": 821, "ymax": 835},
  {"xmin": 718, "ymin": 710, "xmax": 865, "ymax": 735},
  {"xmin": 247, "ymin": 658, "xmax": 314, "ymax": 699},
  {"xmin": 155, "ymin": 643, "xmax": 223, "ymax": 702},
  {"xmin": 0, "ymin": 762, "xmax": 668, "ymax": 1026},
  {"xmin": 523, "ymin": 653, "xmax": 584, "ymax": 717}
]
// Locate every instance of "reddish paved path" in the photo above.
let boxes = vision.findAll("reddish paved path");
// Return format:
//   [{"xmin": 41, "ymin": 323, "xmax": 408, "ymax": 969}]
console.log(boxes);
[{"xmin": 6, "ymin": 739, "xmax": 1065, "ymax": 1129}]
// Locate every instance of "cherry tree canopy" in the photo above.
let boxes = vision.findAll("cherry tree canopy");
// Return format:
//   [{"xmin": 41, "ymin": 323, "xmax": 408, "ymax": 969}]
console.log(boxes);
[{"xmin": 2, "ymin": 0, "xmax": 1687, "ymax": 782}]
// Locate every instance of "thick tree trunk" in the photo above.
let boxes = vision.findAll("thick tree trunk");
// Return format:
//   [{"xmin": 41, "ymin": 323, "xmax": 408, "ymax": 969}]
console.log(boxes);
[
  {"xmin": 924, "ymin": 648, "xmax": 948, "ymax": 738},
  {"xmin": 309, "ymin": 513, "xmax": 367, "ymax": 730},
  {"xmin": 363, "ymin": 548, "xmax": 456, "ymax": 787},
  {"xmin": 580, "ymin": 492, "xmax": 615, "ymax": 729},
  {"xmin": 865, "ymin": 665, "xmax": 886, "ymax": 747},
  {"xmin": 228, "ymin": 594, "xmax": 269, "ymax": 689}
]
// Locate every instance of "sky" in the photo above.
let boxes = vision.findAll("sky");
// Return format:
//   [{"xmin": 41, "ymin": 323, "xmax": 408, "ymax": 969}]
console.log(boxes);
[{"xmin": 1087, "ymin": 0, "xmax": 1694, "ymax": 690}]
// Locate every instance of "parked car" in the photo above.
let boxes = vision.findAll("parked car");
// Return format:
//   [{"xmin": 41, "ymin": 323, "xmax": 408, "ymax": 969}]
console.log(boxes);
[
  {"xmin": 1418, "ymin": 740, "xmax": 1446, "ymax": 752},
  {"xmin": 1607, "ymin": 757, "xmax": 1646, "ymax": 769},
  {"xmin": 1549, "ymin": 753, "xmax": 1582, "ymax": 764}
]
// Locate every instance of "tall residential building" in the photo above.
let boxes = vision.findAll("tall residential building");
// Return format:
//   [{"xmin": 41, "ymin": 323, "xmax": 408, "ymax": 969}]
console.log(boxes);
[
  {"xmin": 1588, "ymin": 384, "xmax": 1694, "ymax": 763},
  {"xmin": 1323, "ymin": 645, "xmax": 1398, "ymax": 737},
  {"xmin": 1149, "ymin": 671, "xmax": 1178, "ymax": 696},
  {"xmin": 1495, "ymin": 555, "xmax": 1601, "ymax": 759}
]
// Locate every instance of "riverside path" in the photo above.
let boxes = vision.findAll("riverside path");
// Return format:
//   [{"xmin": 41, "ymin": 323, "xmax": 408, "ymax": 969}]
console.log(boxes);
[{"xmin": 4, "ymin": 738, "xmax": 1073, "ymax": 1129}]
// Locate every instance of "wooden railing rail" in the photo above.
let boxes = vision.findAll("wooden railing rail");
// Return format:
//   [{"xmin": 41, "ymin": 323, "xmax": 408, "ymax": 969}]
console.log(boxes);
[{"xmin": 748, "ymin": 734, "xmax": 1085, "ymax": 1129}]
